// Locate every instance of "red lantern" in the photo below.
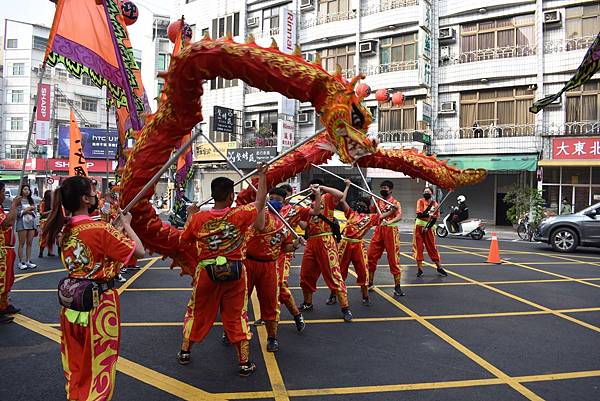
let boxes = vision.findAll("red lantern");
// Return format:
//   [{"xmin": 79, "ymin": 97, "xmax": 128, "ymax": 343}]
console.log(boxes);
[
  {"xmin": 167, "ymin": 20, "xmax": 184, "ymax": 43},
  {"xmin": 375, "ymin": 88, "xmax": 389, "ymax": 102},
  {"xmin": 120, "ymin": 1, "xmax": 138, "ymax": 26},
  {"xmin": 391, "ymin": 92, "xmax": 405, "ymax": 106},
  {"xmin": 355, "ymin": 83, "xmax": 371, "ymax": 99}
]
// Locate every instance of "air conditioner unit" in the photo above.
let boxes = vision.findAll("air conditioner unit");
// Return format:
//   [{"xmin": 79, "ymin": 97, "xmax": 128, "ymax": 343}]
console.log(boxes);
[
  {"xmin": 543, "ymin": 10, "xmax": 561, "ymax": 25},
  {"xmin": 247, "ymin": 16, "xmax": 259, "ymax": 28},
  {"xmin": 439, "ymin": 101, "xmax": 456, "ymax": 114},
  {"xmin": 244, "ymin": 120, "xmax": 256, "ymax": 129},
  {"xmin": 302, "ymin": 52, "xmax": 316, "ymax": 62},
  {"xmin": 439, "ymin": 27, "xmax": 456, "ymax": 42},
  {"xmin": 298, "ymin": 112, "xmax": 311, "ymax": 124},
  {"xmin": 359, "ymin": 41, "xmax": 376, "ymax": 55},
  {"xmin": 440, "ymin": 46, "xmax": 451, "ymax": 61},
  {"xmin": 300, "ymin": 0, "xmax": 315, "ymax": 11}
]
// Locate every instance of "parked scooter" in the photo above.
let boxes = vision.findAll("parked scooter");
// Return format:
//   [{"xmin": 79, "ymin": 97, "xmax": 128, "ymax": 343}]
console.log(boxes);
[{"xmin": 436, "ymin": 207, "xmax": 485, "ymax": 240}]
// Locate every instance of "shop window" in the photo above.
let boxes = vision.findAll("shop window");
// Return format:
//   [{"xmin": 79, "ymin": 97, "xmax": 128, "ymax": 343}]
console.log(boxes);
[
  {"xmin": 542, "ymin": 167, "xmax": 560, "ymax": 184},
  {"xmin": 592, "ymin": 167, "xmax": 600, "ymax": 185},
  {"xmin": 541, "ymin": 185, "xmax": 559, "ymax": 216},
  {"xmin": 562, "ymin": 167, "xmax": 590, "ymax": 185}
]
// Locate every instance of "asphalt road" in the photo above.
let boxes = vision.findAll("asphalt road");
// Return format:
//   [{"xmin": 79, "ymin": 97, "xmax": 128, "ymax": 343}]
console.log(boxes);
[{"xmin": 1, "ymin": 234, "xmax": 599, "ymax": 401}]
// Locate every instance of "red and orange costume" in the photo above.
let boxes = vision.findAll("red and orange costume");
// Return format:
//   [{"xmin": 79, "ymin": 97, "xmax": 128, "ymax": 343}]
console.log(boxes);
[
  {"xmin": 413, "ymin": 198, "xmax": 441, "ymax": 264},
  {"xmin": 180, "ymin": 204, "xmax": 257, "ymax": 364},
  {"xmin": 276, "ymin": 204, "xmax": 303, "ymax": 316},
  {"xmin": 367, "ymin": 197, "xmax": 402, "ymax": 286},
  {"xmin": 59, "ymin": 215, "xmax": 135, "ymax": 401},
  {"xmin": 0, "ymin": 209, "xmax": 16, "ymax": 311},
  {"xmin": 39, "ymin": 201, "xmax": 52, "ymax": 254},
  {"xmin": 246, "ymin": 211, "xmax": 294, "ymax": 339},
  {"xmin": 339, "ymin": 209, "xmax": 380, "ymax": 299},
  {"xmin": 298, "ymin": 194, "xmax": 348, "ymax": 309}
]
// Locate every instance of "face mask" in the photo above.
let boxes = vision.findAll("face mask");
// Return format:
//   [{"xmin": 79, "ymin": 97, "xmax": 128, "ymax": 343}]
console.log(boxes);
[
  {"xmin": 88, "ymin": 194, "xmax": 98, "ymax": 214},
  {"xmin": 380, "ymin": 190, "xmax": 389, "ymax": 198},
  {"xmin": 423, "ymin": 193, "xmax": 432, "ymax": 200},
  {"xmin": 268, "ymin": 199, "xmax": 283, "ymax": 212},
  {"xmin": 355, "ymin": 203, "xmax": 369, "ymax": 214}
]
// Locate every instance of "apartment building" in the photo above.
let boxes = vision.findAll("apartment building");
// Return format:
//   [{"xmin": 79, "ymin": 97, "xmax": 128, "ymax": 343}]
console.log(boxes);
[{"xmin": 175, "ymin": 0, "xmax": 599, "ymax": 223}]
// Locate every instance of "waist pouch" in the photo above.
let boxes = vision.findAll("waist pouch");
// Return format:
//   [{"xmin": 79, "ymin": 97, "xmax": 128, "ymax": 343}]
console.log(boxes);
[
  {"xmin": 57, "ymin": 277, "xmax": 114, "ymax": 312},
  {"xmin": 206, "ymin": 260, "xmax": 243, "ymax": 282}
]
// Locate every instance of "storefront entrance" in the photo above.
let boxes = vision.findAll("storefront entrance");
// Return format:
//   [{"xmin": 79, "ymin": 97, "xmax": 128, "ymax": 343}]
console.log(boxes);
[{"xmin": 540, "ymin": 166, "xmax": 600, "ymax": 215}]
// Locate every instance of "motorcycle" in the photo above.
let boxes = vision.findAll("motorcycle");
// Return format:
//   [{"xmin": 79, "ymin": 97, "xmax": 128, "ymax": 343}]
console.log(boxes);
[{"xmin": 436, "ymin": 208, "xmax": 485, "ymax": 240}]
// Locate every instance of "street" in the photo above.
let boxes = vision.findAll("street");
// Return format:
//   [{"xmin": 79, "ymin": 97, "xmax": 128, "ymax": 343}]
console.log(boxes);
[{"xmin": 1, "ymin": 235, "xmax": 599, "ymax": 401}]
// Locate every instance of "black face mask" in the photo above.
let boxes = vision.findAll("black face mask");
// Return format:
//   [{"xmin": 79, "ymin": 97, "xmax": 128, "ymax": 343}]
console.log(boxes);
[
  {"xmin": 88, "ymin": 195, "xmax": 98, "ymax": 214},
  {"xmin": 423, "ymin": 193, "xmax": 432, "ymax": 200},
  {"xmin": 380, "ymin": 190, "xmax": 389, "ymax": 198},
  {"xmin": 354, "ymin": 203, "xmax": 369, "ymax": 214}
]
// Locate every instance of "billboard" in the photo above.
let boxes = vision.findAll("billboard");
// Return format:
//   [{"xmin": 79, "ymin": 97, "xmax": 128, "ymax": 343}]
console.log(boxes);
[
  {"xmin": 35, "ymin": 83, "xmax": 51, "ymax": 145},
  {"xmin": 57, "ymin": 126, "xmax": 118, "ymax": 159}
]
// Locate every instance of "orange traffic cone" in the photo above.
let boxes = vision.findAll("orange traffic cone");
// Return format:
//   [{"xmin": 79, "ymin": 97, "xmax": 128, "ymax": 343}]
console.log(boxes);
[{"xmin": 485, "ymin": 232, "xmax": 502, "ymax": 264}]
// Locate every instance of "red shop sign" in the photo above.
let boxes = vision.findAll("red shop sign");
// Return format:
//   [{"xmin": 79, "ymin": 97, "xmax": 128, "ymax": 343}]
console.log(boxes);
[
  {"xmin": 552, "ymin": 137, "xmax": 600, "ymax": 160},
  {"xmin": 39, "ymin": 158, "xmax": 118, "ymax": 173}
]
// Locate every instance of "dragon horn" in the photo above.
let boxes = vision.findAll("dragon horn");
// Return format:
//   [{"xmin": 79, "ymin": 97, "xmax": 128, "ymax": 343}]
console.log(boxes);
[
  {"xmin": 245, "ymin": 34, "xmax": 255, "ymax": 44},
  {"xmin": 349, "ymin": 74, "xmax": 365, "ymax": 88},
  {"xmin": 270, "ymin": 38, "xmax": 278, "ymax": 49}
]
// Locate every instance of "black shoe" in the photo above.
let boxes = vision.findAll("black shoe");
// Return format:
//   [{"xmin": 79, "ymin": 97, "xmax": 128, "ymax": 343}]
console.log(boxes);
[
  {"xmin": 361, "ymin": 298, "xmax": 372, "ymax": 306},
  {"xmin": 437, "ymin": 267, "xmax": 448, "ymax": 277},
  {"xmin": 38, "ymin": 251, "xmax": 43, "ymax": 258},
  {"xmin": 266, "ymin": 337, "xmax": 279, "ymax": 352},
  {"xmin": 393, "ymin": 284, "xmax": 405, "ymax": 297},
  {"xmin": 299, "ymin": 302, "xmax": 313, "ymax": 312},
  {"xmin": 0, "ymin": 315, "xmax": 13, "ymax": 324},
  {"xmin": 416, "ymin": 268, "xmax": 423, "ymax": 277},
  {"xmin": 0, "ymin": 305, "xmax": 20, "ymax": 315},
  {"xmin": 48, "ymin": 253, "xmax": 56, "ymax": 257},
  {"xmin": 177, "ymin": 350, "xmax": 191, "ymax": 365},
  {"xmin": 342, "ymin": 308, "xmax": 353, "ymax": 322},
  {"xmin": 239, "ymin": 361, "xmax": 257, "ymax": 377},
  {"xmin": 325, "ymin": 295, "xmax": 337, "ymax": 305},
  {"xmin": 293, "ymin": 313, "xmax": 305, "ymax": 332},
  {"xmin": 253, "ymin": 319, "xmax": 264, "ymax": 326},
  {"xmin": 222, "ymin": 332, "xmax": 230, "ymax": 346}
]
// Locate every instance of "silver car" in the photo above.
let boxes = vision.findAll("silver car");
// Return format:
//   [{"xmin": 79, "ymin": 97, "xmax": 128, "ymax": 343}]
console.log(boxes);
[{"xmin": 535, "ymin": 202, "xmax": 600, "ymax": 252}]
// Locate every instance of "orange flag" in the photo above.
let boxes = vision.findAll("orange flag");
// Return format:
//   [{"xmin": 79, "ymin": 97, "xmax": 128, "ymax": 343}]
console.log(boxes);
[{"xmin": 68, "ymin": 110, "xmax": 88, "ymax": 177}]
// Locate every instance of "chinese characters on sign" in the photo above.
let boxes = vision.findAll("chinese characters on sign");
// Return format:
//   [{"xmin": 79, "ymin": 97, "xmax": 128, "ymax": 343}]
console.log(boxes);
[
  {"xmin": 552, "ymin": 138, "xmax": 600, "ymax": 159},
  {"xmin": 227, "ymin": 147, "xmax": 277, "ymax": 169},
  {"xmin": 277, "ymin": 119, "xmax": 295, "ymax": 152},
  {"xmin": 68, "ymin": 110, "xmax": 88, "ymax": 177},
  {"xmin": 418, "ymin": 0, "xmax": 432, "ymax": 88},
  {"xmin": 213, "ymin": 106, "xmax": 235, "ymax": 134},
  {"xmin": 194, "ymin": 141, "xmax": 237, "ymax": 162}
]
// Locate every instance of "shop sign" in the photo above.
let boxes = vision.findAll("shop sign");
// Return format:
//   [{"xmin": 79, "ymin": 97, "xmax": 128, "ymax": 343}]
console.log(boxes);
[
  {"xmin": 194, "ymin": 141, "xmax": 237, "ymax": 162},
  {"xmin": 552, "ymin": 137, "xmax": 600, "ymax": 159},
  {"xmin": 227, "ymin": 147, "xmax": 277, "ymax": 169}
]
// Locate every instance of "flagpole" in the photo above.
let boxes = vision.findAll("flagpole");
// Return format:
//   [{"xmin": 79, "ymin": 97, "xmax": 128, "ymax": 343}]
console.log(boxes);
[
  {"xmin": 20, "ymin": 63, "xmax": 47, "ymax": 186},
  {"xmin": 105, "ymin": 99, "xmax": 110, "ymax": 192}
]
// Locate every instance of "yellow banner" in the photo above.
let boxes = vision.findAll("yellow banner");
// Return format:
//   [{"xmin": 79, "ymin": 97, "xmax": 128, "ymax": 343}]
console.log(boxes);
[{"xmin": 194, "ymin": 141, "xmax": 237, "ymax": 162}]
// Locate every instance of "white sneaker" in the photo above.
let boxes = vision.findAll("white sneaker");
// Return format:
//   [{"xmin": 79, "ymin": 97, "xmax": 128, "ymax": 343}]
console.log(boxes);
[
  {"xmin": 19, "ymin": 262, "xmax": 28, "ymax": 270},
  {"xmin": 116, "ymin": 274, "xmax": 126, "ymax": 283},
  {"xmin": 26, "ymin": 261, "xmax": 37, "ymax": 269}
]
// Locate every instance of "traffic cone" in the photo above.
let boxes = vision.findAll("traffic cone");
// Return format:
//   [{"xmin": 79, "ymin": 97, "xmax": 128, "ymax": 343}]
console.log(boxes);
[{"xmin": 485, "ymin": 232, "xmax": 502, "ymax": 264}]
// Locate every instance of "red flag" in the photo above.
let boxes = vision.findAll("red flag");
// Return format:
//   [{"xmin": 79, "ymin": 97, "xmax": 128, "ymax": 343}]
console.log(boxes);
[{"xmin": 68, "ymin": 110, "xmax": 88, "ymax": 177}]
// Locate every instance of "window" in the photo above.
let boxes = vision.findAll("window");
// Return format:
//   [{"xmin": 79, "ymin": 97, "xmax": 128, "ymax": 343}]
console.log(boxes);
[
  {"xmin": 202, "ymin": 27, "xmax": 209, "ymax": 37},
  {"xmin": 460, "ymin": 14, "xmax": 535, "ymax": 62},
  {"xmin": 7, "ymin": 145, "xmax": 26, "ymax": 159},
  {"xmin": 56, "ymin": 94, "xmax": 67, "ymax": 108},
  {"xmin": 211, "ymin": 12, "xmax": 240, "ymax": 39},
  {"xmin": 81, "ymin": 97, "xmax": 98, "ymax": 112},
  {"xmin": 379, "ymin": 33, "xmax": 418, "ymax": 70},
  {"xmin": 566, "ymin": 4, "xmax": 600, "ymax": 50},
  {"xmin": 10, "ymin": 90, "xmax": 24, "ymax": 103},
  {"xmin": 82, "ymin": 73, "xmax": 93, "ymax": 86},
  {"xmin": 319, "ymin": 44, "xmax": 355, "ymax": 74},
  {"xmin": 459, "ymin": 87, "xmax": 534, "ymax": 137},
  {"xmin": 6, "ymin": 39, "xmax": 17, "ymax": 48},
  {"xmin": 378, "ymin": 98, "xmax": 417, "ymax": 133},
  {"xmin": 10, "ymin": 117, "xmax": 24, "ymax": 130},
  {"xmin": 157, "ymin": 80, "xmax": 165, "ymax": 96},
  {"xmin": 319, "ymin": 0, "xmax": 350, "ymax": 15},
  {"xmin": 263, "ymin": 7, "xmax": 279, "ymax": 30},
  {"xmin": 259, "ymin": 110, "xmax": 278, "ymax": 135},
  {"xmin": 156, "ymin": 53, "xmax": 169, "ymax": 71},
  {"xmin": 565, "ymin": 81, "xmax": 600, "ymax": 134},
  {"xmin": 12, "ymin": 63, "xmax": 25, "ymax": 76},
  {"xmin": 209, "ymin": 77, "xmax": 239, "ymax": 90},
  {"xmin": 32, "ymin": 35, "xmax": 48, "ymax": 50},
  {"xmin": 56, "ymin": 68, "xmax": 68, "ymax": 79},
  {"xmin": 189, "ymin": 24, "xmax": 196, "ymax": 41}
]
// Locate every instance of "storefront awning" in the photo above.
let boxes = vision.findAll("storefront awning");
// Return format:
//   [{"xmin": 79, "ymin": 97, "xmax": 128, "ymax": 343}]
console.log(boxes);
[
  {"xmin": 443, "ymin": 154, "xmax": 538, "ymax": 172},
  {"xmin": 538, "ymin": 159, "xmax": 600, "ymax": 166},
  {"xmin": 0, "ymin": 174, "xmax": 22, "ymax": 181}
]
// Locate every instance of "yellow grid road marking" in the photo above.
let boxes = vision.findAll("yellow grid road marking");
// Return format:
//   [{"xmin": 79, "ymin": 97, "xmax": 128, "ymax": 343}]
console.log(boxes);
[
  {"xmin": 14, "ymin": 268, "xmax": 64, "ymax": 282},
  {"xmin": 117, "ymin": 257, "xmax": 160, "ymax": 294}
]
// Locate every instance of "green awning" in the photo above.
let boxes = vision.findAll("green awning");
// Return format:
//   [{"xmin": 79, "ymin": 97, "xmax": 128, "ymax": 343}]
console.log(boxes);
[
  {"xmin": 443, "ymin": 154, "xmax": 538, "ymax": 172},
  {"xmin": 0, "ymin": 174, "xmax": 21, "ymax": 181}
]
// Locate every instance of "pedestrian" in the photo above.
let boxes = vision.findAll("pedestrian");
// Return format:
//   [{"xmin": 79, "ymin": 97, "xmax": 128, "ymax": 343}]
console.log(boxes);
[
  {"xmin": 413, "ymin": 187, "xmax": 447, "ymax": 277},
  {"xmin": 367, "ymin": 180, "xmax": 404, "ymax": 296},
  {"xmin": 334, "ymin": 179, "xmax": 396, "ymax": 306},
  {"xmin": 38, "ymin": 190, "xmax": 56, "ymax": 258},
  {"xmin": 560, "ymin": 198, "xmax": 572, "ymax": 215},
  {"xmin": 0, "ymin": 182, "xmax": 21, "ymax": 323},
  {"xmin": 176, "ymin": 163, "xmax": 268, "ymax": 377},
  {"xmin": 15, "ymin": 184, "xmax": 38, "ymax": 270},
  {"xmin": 245, "ymin": 186, "xmax": 305, "ymax": 352},
  {"xmin": 44, "ymin": 176, "xmax": 144, "ymax": 401},
  {"xmin": 297, "ymin": 179, "xmax": 353, "ymax": 322}
]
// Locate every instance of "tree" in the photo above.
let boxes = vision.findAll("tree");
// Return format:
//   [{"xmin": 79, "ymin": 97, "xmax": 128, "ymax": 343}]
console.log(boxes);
[{"xmin": 503, "ymin": 185, "xmax": 545, "ymax": 225}]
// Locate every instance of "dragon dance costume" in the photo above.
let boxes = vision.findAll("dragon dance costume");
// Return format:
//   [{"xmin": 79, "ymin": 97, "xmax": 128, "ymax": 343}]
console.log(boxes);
[
  {"xmin": 367, "ymin": 196, "xmax": 402, "ymax": 288},
  {"xmin": 0, "ymin": 208, "xmax": 16, "ymax": 312},
  {"xmin": 413, "ymin": 197, "xmax": 441, "ymax": 266},
  {"xmin": 276, "ymin": 204, "xmax": 303, "ymax": 318},
  {"xmin": 59, "ymin": 216, "xmax": 135, "ymax": 401}
]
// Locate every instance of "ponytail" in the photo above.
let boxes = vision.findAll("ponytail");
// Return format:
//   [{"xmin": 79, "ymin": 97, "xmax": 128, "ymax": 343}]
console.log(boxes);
[{"xmin": 43, "ymin": 187, "xmax": 66, "ymax": 247}]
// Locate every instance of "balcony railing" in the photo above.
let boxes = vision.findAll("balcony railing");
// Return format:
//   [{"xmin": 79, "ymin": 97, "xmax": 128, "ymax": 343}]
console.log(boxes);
[
  {"xmin": 361, "ymin": 60, "xmax": 418, "ymax": 76},
  {"xmin": 544, "ymin": 36, "xmax": 597, "ymax": 54},
  {"xmin": 378, "ymin": 129, "xmax": 426, "ymax": 144},
  {"xmin": 433, "ymin": 122, "xmax": 600, "ymax": 141},
  {"xmin": 440, "ymin": 45, "xmax": 536, "ymax": 66},
  {"xmin": 556, "ymin": 121, "xmax": 600, "ymax": 136},
  {"xmin": 241, "ymin": 135, "xmax": 277, "ymax": 148},
  {"xmin": 300, "ymin": 10, "xmax": 356, "ymax": 30},
  {"xmin": 360, "ymin": 0, "xmax": 419, "ymax": 17},
  {"xmin": 252, "ymin": 27, "xmax": 280, "ymax": 40},
  {"xmin": 244, "ymin": 85, "xmax": 262, "ymax": 95}
]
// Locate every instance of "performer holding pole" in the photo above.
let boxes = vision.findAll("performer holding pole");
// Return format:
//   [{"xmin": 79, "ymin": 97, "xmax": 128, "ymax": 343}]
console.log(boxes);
[
  {"xmin": 0, "ymin": 184, "xmax": 22, "ymax": 322},
  {"xmin": 414, "ymin": 187, "xmax": 448, "ymax": 277}
]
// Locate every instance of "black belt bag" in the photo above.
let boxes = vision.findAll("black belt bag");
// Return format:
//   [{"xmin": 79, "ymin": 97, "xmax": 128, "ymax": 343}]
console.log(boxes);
[
  {"xmin": 57, "ymin": 277, "xmax": 115, "ymax": 312},
  {"xmin": 206, "ymin": 260, "xmax": 243, "ymax": 282}
]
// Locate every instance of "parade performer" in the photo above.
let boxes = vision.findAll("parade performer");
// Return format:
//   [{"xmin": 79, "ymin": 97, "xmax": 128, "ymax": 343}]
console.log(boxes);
[
  {"xmin": 38, "ymin": 190, "xmax": 56, "ymax": 258},
  {"xmin": 177, "ymin": 164, "xmax": 268, "ymax": 376},
  {"xmin": 414, "ymin": 187, "xmax": 447, "ymax": 277},
  {"xmin": 367, "ymin": 180, "xmax": 403, "ymax": 296},
  {"xmin": 45, "ymin": 176, "xmax": 144, "ymax": 401},
  {"xmin": 333, "ymin": 180, "xmax": 396, "ymax": 306},
  {"xmin": 245, "ymin": 187, "xmax": 306, "ymax": 352},
  {"xmin": 0, "ymin": 182, "xmax": 21, "ymax": 323},
  {"xmin": 297, "ymin": 179, "xmax": 353, "ymax": 322}
]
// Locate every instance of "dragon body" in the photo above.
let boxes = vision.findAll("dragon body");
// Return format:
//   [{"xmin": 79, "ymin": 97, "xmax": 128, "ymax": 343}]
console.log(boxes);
[{"xmin": 119, "ymin": 35, "xmax": 486, "ymax": 274}]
